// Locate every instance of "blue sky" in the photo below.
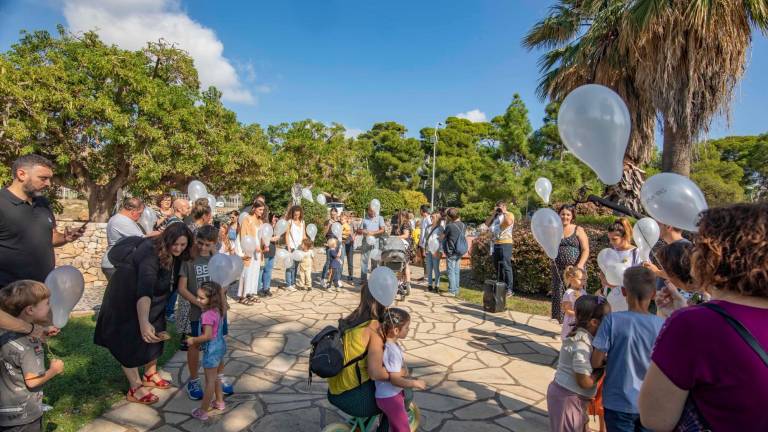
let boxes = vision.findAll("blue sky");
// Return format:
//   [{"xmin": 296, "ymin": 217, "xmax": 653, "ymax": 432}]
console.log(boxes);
[{"xmin": 2, "ymin": 0, "xmax": 766, "ymax": 139}]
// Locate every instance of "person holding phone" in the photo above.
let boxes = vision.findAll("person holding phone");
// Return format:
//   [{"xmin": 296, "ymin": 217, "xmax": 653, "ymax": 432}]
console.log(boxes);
[
  {"xmin": 485, "ymin": 200, "xmax": 515, "ymax": 297},
  {"xmin": 0, "ymin": 154, "xmax": 85, "ymax": 287}
]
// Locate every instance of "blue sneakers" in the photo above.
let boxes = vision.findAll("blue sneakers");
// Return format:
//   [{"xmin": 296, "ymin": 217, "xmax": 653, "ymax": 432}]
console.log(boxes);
[{"xmin": 186, "ymin": 378, "xmax": 203, "ymax": 400}]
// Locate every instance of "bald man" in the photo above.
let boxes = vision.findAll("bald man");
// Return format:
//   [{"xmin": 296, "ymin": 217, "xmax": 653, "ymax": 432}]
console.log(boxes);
[{"xmin": 166, "ymin": 198, "xmax": 190, "ymax": 226}]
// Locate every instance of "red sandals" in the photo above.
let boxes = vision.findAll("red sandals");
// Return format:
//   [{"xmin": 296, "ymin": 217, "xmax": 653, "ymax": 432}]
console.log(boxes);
[
  {"xmin": 127, "ymin": 386, "xmax": 159, "ymax": 405},
  {"xmin": 142, "ymin": 371, "xmax": 172, "ymax": 389}
]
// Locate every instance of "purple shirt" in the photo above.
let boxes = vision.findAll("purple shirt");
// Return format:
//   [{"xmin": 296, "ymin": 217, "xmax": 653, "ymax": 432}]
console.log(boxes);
[{"xmin": 651, "ymin": 300, "xmax": 768, "ymax": 431}]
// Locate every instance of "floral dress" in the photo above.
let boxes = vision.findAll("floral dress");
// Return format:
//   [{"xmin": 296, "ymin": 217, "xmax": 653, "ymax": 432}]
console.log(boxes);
[{"xmin": 551, "ymin": 227, "xmax": 582, "ymax": 322}]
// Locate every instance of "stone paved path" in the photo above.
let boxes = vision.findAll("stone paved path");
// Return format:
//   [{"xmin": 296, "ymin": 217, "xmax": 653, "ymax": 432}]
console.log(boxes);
[{"xmin": 81, "ymin": 280, "xmax": 564, "ymax": 432}]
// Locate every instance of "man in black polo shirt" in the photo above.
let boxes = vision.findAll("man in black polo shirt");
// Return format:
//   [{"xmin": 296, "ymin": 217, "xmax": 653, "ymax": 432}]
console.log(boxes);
[{"xmin": 0, "ymin": 155, "xmax": 84, "ymax": 286}]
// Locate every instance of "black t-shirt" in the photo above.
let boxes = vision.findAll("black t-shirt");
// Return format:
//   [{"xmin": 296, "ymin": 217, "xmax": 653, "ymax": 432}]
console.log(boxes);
[{"xmin": 0, "ymin": 188, "xmax": 56, "ymax": 286}]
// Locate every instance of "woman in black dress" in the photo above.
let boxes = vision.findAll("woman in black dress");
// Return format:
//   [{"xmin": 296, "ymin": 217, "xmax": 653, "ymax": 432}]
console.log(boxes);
[
  {"xmin": 551, "ymin": 205, "xmax": 590, "ymax": 322},
  {"xmin": 95, "ymin": 223, "xmax": 193, "ymax": 404}
]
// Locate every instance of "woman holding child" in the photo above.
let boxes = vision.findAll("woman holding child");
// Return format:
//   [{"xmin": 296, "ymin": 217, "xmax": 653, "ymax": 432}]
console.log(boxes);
[
  {"xmin": 639, "ymin": 203, "xmax": 768, "ymax": 431},
  {"xmin": 94, "ymin": 223, "xmax": 194, "ymax": 405}
]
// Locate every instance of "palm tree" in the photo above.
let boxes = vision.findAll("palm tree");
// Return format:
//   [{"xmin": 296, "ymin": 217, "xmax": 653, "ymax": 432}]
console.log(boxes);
[
  {"xmin": 523, "ymin": 0, "xmax": 656, "ymax": 211},
  {"xmin": 629, "ymin": 0, "xmax": 768, "ymax": 175},
  {"xmin": 524, "ymin": 0, "xmax": 768, "ymax": 177}
]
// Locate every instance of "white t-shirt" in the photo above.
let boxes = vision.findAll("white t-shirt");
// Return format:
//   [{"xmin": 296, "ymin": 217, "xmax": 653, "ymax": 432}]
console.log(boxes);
[
  {"xmin": 553, "ymin": 328, "xmax": 596, "ymax": 398},
  {"xmin": 604, "ymin": 247, "xmax": 641, "ymax": 312},
  {"xmin": 561, "ymin": 289, "xmax": 579, "ymax": 340},
  {"xmin": 101, "ymin": 213, "xmax": 144, "ymax": 268},
  {"xmin": 287, "ymin": 220, "xmax": 305, "ymax": 250},
  {"xmin": 375, "ymin": 341, "xmax": 404, "ymax": 399}
]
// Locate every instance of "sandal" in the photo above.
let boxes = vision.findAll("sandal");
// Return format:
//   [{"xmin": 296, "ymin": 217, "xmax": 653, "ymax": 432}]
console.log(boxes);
[
  {"xmin": 142, "ymin": 371, "xmax": 172, "ymax": 389},
  {"xmin": 127, "ymin": 386, "xmax": 159, "ymax": 405}
]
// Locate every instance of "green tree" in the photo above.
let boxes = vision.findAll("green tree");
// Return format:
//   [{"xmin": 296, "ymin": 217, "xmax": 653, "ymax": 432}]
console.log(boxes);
[
  {"xmin": 357, "ymin": 122, "xmax": 423, "ymax": 190},
  {"xmin": 420, "ymin": 117, "xmax": 497, "ymax": 207},
  {"xmin": 707, "ymin": 134, "xmax": 768, "ymax": 201},
  {"xmin": 0, "ymin": 28, "xmax": 266, "ymax": 221},
  {"xmin": 690, "ymin": 142, "xmax": 745, "ymax": 206},
  {"xmin": 266, "ymin": 120, "xmax": 374, "ymax": 204},
  {"xmin": 492, "ymin": 93, "xmax": 532, "ymax": 164},
  {"xmin": 529, "ymin": 102, "xmax": 564, "ymax": 161}
]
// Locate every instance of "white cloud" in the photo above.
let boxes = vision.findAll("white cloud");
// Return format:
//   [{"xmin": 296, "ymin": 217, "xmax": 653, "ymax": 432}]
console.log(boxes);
[
  {"xmin": 456, "ymin": 109, "xmax": 487, "ymax": 123},
  {"xmin": 344, "ymin": 128, "xmax": 363, "ymax": 139},
  {"xmin": 61, "ymin": 0, "xmax": 255, "ymax": 104}
]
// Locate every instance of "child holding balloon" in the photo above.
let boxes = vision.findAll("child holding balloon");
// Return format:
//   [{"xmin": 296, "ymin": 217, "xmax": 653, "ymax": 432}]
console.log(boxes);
[
  {"xmin": 0, "ymin": 280, "xmax": 64, "ymax": 431},
  {"xmin": 187, "ymin": 282, "xmax": 228, "ymax": 421}
]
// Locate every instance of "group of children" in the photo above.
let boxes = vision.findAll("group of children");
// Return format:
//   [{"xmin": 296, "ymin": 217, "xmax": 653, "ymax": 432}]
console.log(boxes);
[{"xmin": 549, "ymin": 265, "xmax": 664, "ymax": 432}]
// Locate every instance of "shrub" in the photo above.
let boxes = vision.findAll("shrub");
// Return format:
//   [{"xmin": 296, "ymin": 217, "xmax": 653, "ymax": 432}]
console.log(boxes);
[
  {"xmin": 469, "ymin": 221, "xmax": 611, "ymax": 296},
  {"xmin": 399, "ymin": 190, "xmax": 428, "ymax": 213},
  {"xmin": 461, "ymin": 201, "xmax": 493, "ymax": 224},
  {"xmin": 301, "ymin": 200, "xmax": 329, "ymax": 246},
  {"xmin": 347, "ymin": 188, "xmax": 406, "ymax": 218}
]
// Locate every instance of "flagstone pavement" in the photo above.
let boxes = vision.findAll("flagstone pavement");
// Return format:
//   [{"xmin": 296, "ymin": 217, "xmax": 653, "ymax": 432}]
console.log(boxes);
[{"xmin": 81, "ymin": 273, "xmax": 564, "ymax": 431}]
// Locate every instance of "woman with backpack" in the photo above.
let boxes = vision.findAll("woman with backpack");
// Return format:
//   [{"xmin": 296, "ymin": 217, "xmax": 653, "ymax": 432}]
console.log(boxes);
[
  {"xmin": 443, "ymin": 208, "xmax": 467, "ymax": 297},
  {"xmin": 94, "ymin": 223, "xmax": 194, "ymax": 405},
  {"xmin": 324, "ymin": 282, "xmax": 410, "ymax": 432},
  {"xmin": 424, "ymin": 210, "xmax": 444, "ymax": 293}
]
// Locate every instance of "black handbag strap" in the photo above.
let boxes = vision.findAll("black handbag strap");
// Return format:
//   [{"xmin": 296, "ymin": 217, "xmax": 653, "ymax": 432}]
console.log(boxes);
[{"xmin": 702, "ymin": 302, "xmax": 768, "ymax": 367}]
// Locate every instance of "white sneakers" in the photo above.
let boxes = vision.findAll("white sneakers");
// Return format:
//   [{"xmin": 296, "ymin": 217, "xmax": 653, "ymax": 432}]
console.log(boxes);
[{"xmin": 286, "ymin": 285, "xmax": 297, "ymax": 292}]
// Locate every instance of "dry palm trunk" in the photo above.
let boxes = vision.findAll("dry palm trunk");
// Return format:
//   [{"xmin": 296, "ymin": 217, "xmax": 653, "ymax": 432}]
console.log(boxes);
[{"xmin": 604, "ymin": 161, "xmax": 646, "ymax": 215}]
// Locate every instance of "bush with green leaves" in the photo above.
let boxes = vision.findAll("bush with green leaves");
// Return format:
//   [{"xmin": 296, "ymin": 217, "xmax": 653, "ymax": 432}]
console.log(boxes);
[
  {"xmin": 399, "ymin": 190, "xmax": 429, "ymax": 213},
  {"xmin": 300, "ymin": 199, "xmax": 330, "ymax": 246},
  {"xmin": 347, "ymin": 188, "xmax": 406, "ymax": 218}
]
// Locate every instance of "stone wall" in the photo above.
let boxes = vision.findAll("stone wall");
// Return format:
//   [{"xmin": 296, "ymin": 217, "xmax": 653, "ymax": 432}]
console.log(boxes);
[{"xmin": 55, "ymin": 220, "xmax": 108, "ymax": 295}]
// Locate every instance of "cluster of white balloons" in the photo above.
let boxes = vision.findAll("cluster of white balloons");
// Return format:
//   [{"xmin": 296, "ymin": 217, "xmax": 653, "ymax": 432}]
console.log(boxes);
[
  {"xmin": 45, "ymin": 266, "xmax": 85, "ymax": 328},
  {"xmin": 187, "ymin": 180, "xmax": 219, "ymax": 210}
]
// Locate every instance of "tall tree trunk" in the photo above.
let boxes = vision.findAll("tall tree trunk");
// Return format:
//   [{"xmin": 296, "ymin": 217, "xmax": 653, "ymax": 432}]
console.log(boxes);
[
  {"xmin": 87, "ymin": 184, "xmax": 119, "ymax": 222},
  {"xmin": 661, "ymin": 117, "xmax": 692, "ymax": 176}
]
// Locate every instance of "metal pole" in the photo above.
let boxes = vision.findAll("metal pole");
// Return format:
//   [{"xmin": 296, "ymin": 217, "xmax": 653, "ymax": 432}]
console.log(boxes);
[{"xmin": 430, "ymin": 123, "xmax": 440, "ymax": 211}]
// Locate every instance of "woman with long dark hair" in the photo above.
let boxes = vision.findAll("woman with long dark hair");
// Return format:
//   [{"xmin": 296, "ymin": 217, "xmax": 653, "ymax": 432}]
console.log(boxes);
[
  {"xmin": 551, "ymin": 204, "xmax": 590, "ymax": 322},
  {"xmin": 94, "ymin": 223, "xmax": 193, "ymax": 405}
]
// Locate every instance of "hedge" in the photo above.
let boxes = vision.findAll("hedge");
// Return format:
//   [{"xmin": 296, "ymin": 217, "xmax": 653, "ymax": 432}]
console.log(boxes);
[
  {"xmin": 470, "ymin": 221, "xmax": 611, "ymax": 295},
  {"xmin": 399, "ymin": 190, "xmax": 429, "ymax": 213},
  {"xmin": 301, "ymin": 199, "xmax": 331, "ymax": 246},
  {"xmin": 347, "ymin": 188, "xmax": 406, "ymax": 217}
]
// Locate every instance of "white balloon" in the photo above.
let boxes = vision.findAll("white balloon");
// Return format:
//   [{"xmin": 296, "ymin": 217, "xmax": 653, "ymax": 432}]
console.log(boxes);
[
  {"xmin": 138, "ymin": 207, "xmax": 157, "ymax": 233},
  {"xmin": 276, "ymin": 248, "xmax": 290, "ymax": 262},
  {"xmin": 306, "ymin": 224, "xmax": 318, "ymax": 241},
  {"xmin": 206, "ymin": 194, "xmax": 216, "ymax": 211},
  {"xmin": 354, "ymin": 236, "xmax": 363, "ymax": 249},
  {"xmin": 370, "ymin": 198, "xmax": 381, "ymax": 214},
  {"xmin": 229, "ymin": 255, "xmax": 244, "ymax": 283},
  {"xmin": 597, "ymin": 248, "xmax": 621, "ymax": 275},
  {"xmin": 366, "ymin": 236, "xmax": 376, "ymax": 246},
  {"xmin": 282, "ymin": 255, "xmax": 293, "ymax": 268},
  {"xmin": 275, "ymin": 219, "xmax": 289, "ymax": 237},
  {"xmin": 558, "ymin": 84, "xmax": 631, "ymax": 185},
  {"xmin": 292, "ymin": 250, "xmax": 306, "ymax": 262},
  {"xmin": 239, "ymin": 211, "xmax": 249, "ymax": 226},
  {"xmin": 531, "ymin": 208, "xmax": 564, "ymax": 259},
  {"xmin": 317, "ymin": 194, "xmax": 327, "ymax": 206},
  {"xmin": 331, "ymin": 222, "xmax": 342, "ymax": 239},
  {"xmin": 187, "ymin": 180, "xmax": 208, "ymax": 202},
  {"xmin": 260, "ymin": 224, "xmax": 274, "ymax": 245},
  {"xmin": 370, "ymin": 249, "xmax": 382, "ymax": 261},
  {"xmin": 45, "ymin": 266, "xmax": 84, "ymax": 328},
  {"xmin": 605, "ymin": 261, "xmax": 630, "ymax": 287},
  {"xmin": 632, "ymin": 218, "xmax": 661, "ymax": 262},
  {"xmin": 302, "ymin": 188, "xmax": 314, "ymax": 202},
  {"xmin": 368, "ymin": 266, "xmax": 397, "ymax": 307},
  {"xmin": 427, "ymin": 235, "xmax": 440, "ymax": 254},
  {"xmin": 240, "ymin": 236, "xmax": 258, "ymax": 255},
  {"xmin": 534, "ymin": 177, "xmax": 553, "ymax": 204},
  {"xmin": 209, "ymin": 254, "xmax": 236, "ymax": 287},
  {"xmin": 640, "ymin": 173, "xmax": 708, "ymax": 232}
]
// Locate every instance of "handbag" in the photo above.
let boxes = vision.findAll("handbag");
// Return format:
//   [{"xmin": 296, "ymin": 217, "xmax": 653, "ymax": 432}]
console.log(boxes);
[{"xmin": 674, "ymin": 302, "xmax": 768, "ymax": 432}]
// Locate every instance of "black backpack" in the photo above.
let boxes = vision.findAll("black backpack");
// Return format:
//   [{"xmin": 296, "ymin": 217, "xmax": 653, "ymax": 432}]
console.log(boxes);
[
  {"xmin": 107, "ymin": 236, "xmax": 146, "ymax": 268},
  {"xmin": 308, "ymin": 320, "xmax": 367, "ymax": 385}
]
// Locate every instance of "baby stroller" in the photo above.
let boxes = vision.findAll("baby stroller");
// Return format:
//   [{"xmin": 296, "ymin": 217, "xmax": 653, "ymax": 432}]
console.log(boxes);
[{"xmin": 380, "ymin": 236, "xmax": 411, "ymax": 300}]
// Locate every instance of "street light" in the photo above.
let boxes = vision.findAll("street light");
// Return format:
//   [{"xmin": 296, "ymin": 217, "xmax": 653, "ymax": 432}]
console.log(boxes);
[{"xmin": 430, "ymin": 122, "xmax": 443, "ymax": 211}]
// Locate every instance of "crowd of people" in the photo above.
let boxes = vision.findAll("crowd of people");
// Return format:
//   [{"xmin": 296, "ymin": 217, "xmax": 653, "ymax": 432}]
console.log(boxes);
[
  {"xmin": 547, "ymin": 203, "xmax": 768, "ymax": 431},
  {"xmin": 0, "ymin": 154, "xmax": 766, "ymax": 431}
]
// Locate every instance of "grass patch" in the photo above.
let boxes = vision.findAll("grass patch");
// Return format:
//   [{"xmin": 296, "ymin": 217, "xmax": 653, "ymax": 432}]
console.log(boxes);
[
  {"xmin": 42, "ymin": 315, "xmax": 180, "ymax": 432},
  {"xmin": 429, "ymin": 271, "xmax": 551, "ymax": 317}
]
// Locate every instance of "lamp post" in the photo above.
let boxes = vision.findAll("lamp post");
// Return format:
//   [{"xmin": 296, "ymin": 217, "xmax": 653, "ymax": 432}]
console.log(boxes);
[{"xmin": 430, "ymin": 122, "xmax": 443, "ymax": 212}]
